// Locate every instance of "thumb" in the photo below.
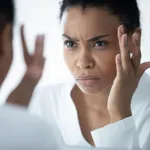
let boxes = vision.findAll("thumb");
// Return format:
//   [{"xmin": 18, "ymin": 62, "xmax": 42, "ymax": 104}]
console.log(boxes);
[{"xmin": 139, "ymin": 62, "xmax": 150, "ymax": 77}]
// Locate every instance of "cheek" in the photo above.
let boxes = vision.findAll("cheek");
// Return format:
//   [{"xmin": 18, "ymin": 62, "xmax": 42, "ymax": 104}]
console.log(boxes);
[
  {"xmin": 99, "ymin": 57, "xmax": 116, "ymax": 75},
  {"xmin": 63, "ymin": 51, "xmax": 77, "ymax": 72},
  {"xmin": 95, "ymin": 51, "xmax": 117, "ymax": 83}
]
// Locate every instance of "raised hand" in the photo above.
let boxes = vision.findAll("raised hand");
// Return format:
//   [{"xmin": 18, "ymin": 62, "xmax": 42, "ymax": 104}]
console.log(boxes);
[
  {"xmin": 7, "ymin": 25, "xmax": 45, "ymax": 106},
  {"xmin": 21, "ymin": 25, "xmax": 45, "ymax": 85},
  {"xmin": 107, "ymin": 25, "xmax": 150, "ymax": 122}
]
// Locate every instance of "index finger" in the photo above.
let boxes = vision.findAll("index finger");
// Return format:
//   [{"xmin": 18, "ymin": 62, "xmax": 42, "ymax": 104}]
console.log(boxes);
[
  {"xmin": 117, "ymin": 25, "xmax": 124, "ymax": 46},
  {"xmin": 20, "ymin": 25, "xmax": 30, "ymax": 64},
  {"xmin": 33, "ymin": 35, "xmax": 45, "ymax": 63},
  {"xmin": 118, "ymin": 25, "xmax": 132, "ymax": 71}
]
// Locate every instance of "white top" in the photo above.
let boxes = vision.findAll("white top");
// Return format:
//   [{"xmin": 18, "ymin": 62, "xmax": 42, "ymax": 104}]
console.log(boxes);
[
  {"xmin": 0, "ymin": 105, "xmax": 136, "ymax": 150},
  {"xmin": 0, "ymin": 104, "xmax": 63, "ymax": 150},
  {"xmin": 28, "ymin": 73, "xmax": 150, "ymax": 150}
]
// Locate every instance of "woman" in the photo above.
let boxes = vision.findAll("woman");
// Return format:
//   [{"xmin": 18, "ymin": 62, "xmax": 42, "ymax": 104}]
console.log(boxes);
[
  {"xmin": 7, "ymin": 0, "xmax": 150, "ymax": 149},
  {"xmin": 0, "ymin": 1, "xmax": 64, "ymax": 150}
]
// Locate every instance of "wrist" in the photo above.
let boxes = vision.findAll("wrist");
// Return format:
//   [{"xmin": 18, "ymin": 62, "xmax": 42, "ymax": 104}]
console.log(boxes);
[
  {"xmin": 109, "ymin": 109, "xmax": 132, "ymax": 123},
  {"xmin": 7, "ymin": 76, "xmax": 36, "ymax": 106},
  {"xmin": 21, "ymin": 73, "xmax": 38, "ymax": 89}
]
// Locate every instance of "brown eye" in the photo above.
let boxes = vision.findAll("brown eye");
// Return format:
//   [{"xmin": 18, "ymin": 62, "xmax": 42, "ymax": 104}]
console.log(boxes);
[
  {"xmin": 64, "ymin": 40, "xmax": 75, "ymax": 48},
  {"xmin": 94, "ymin": 41, "xmax": 108, "ymax": 47}
]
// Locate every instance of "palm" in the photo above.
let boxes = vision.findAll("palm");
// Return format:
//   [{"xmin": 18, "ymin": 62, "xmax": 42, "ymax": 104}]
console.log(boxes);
[
  {"xmin": 21, "ymin": 26, "xmax": 45, "ymax": 83},
  {"xmin": 107, "ymin": 25, "xmax": 150, "ymax": 120}
]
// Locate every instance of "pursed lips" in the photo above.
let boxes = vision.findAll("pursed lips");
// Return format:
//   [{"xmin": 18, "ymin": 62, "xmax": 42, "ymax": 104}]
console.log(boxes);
[
  {"xmin": 76, "ymin": 75, "xmax": 101, "ymax": 86},
  {"xmin": 76, "ymin": 75, "xmax": 101, "ymax": 80}
]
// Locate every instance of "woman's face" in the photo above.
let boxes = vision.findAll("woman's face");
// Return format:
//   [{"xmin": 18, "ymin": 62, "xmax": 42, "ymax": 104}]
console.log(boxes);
[{"xmin": 62, "ymin": 6, "xmax": 128, "ymax": 94}]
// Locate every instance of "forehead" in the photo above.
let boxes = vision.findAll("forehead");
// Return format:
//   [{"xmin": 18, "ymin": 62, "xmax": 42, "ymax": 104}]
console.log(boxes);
[{"xmin": 61, "ymin": 6, "xmax": 120, "ymax": 37}]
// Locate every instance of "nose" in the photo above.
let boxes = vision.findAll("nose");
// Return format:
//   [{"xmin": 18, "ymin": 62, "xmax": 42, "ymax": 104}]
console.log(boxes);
[{"xmin": 76, "ymin": 50, "xmax": 95, "ymax": 69}]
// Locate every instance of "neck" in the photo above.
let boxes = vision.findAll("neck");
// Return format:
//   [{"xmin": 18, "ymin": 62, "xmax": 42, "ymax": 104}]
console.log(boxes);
[{"xmin": 72, "ymin": 84, "xmax": 110, "ymax": 112}]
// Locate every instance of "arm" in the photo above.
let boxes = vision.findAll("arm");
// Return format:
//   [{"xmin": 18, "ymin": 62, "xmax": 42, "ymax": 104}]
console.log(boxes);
[
  {"xmin": 6, "ymin": 25, "xmax": 45, "ymax": 107},
  {"xmin": 91, "ymin": 25, "xmax": 150, "ymax": 149},
  {"xmin": 7, "ymin": 75, "xmax": 36, "ymax": 107},
  {"xmin": 91, "ymin": 116, "xmax": 139, "ymax": 149},
  {"xmin": 91, "ymin": 93, "xmax": 150, "ymax": 149}
]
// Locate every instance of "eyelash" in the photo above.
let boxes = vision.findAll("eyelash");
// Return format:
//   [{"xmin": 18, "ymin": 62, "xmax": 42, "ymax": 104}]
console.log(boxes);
[
  {"xmin": 93, "ymin": 41, "xmax": 108, "ymax": 47},
  {"xmin": 64, "ymin": 40, "xmax": 76, "ymax": 48},
  {"xmin": 63, "ymin": 40, "xmax": 108, "ymax": 49}
]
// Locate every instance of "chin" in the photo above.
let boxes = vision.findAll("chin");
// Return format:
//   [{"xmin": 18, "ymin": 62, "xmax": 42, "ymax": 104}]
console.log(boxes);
[
  {"xmin": 81, "ymin": 88, "xmax": 101, "ymax": 95},
  {"xmin": 76, "ymin": 83, "xmax": 108, "ymax": 95}
]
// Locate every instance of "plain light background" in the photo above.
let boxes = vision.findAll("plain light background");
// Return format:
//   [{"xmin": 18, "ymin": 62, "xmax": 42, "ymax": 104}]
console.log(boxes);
[{"xmin": 0, "ymin": 0, "xmax": 150, "ymax": 103}]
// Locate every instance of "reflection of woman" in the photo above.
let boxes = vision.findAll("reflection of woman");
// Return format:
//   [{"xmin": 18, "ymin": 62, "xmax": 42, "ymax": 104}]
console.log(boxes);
[
  {"xmin": 0, "ymin": 1, "xmax": 63, "ymax": 149},
  {"xmin": 7, "ymin": 0, "xmax": 150, "ymax": 149}
]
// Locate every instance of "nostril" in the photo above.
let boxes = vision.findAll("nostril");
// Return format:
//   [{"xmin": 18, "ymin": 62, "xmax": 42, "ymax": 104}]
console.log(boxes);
[
  {"xmin": 77, "ymin": 59, "xmax": 95, "ymax": 69},
  {"xmin": 86, "ymin": 65, "xmax": 92, "ymax": 69}
]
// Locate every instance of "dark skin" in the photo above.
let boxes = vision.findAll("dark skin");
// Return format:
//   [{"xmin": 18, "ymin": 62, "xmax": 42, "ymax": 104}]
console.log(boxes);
[
  {"xmin": 0, "ymin": 23, "xmax": 13, "ymax": 86},
  {"xmin": 0, "ymin": 18, "xmax": 45, "ymax": 102},
  {"xmin": 7, "ymin": 26, "xmax": 45, "ymax": 106},
  {"xmin": 6, "ymin": 6, "xmax": 150, "ymax": 147},
  {"xmin": 62, "ymin": 6, "xmax": 150, "ymax": 145}
]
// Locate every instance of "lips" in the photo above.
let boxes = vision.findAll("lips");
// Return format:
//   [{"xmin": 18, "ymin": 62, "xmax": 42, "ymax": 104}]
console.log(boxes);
[
  {"xmin": 76, "ymin": 75, "xmax": 101, "ymax": 86},
  {"xmin": 76, "ymin": 75, "xmax": 100, "ymax": 80}
]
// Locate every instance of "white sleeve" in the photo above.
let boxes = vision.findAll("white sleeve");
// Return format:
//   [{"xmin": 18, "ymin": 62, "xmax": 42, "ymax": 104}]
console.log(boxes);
[
  {"xmin": 138, "ymin": 103, "xmax": 150, "ymax": 150},
  {"xmin": 91, "ymin": 116, "xmax": 140, "ymax": 149},
  {"xmin": 91, "ymin": 74, "xmax": 150, "ymax": 149},
  {"xmin": 27, "ymin": 87, "xmax": 44, "ymax": 117},
  {"xmin": 0, "ymin": 104, "xmax": 62, "ymax": 150}
]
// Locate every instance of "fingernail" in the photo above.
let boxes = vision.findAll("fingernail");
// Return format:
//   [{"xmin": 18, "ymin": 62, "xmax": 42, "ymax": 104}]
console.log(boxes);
[
  {"xmin": 124, "ymin": 34, "xmax": 128, "ymax": 46},
  {"xmin": 121, "ymin": 25, "xmax": 124, "ymax": 34},
  {"xmin": 134, "ymin": 32, "xmax": 139, "ymax": 41},
  {"xmin": 117, "ymin": 54, "xmax": 121, "ymax": 61},
  {"xmin": 37, "ymin": 35, "xmax": 45, "ymax": 42},
  {"xmin": 133, "ymin": 33, "xmax": 139, "ymax": 46}
]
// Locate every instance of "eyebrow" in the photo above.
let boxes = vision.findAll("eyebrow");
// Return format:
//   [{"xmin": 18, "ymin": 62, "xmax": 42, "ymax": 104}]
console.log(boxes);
[
  {"xmin": 62, "ymin": 34, "xmax": 79, "ymax": 41},
  {"xmin": 87, "ymin": 34, "xmax": 110, "ymax": 42},
  {"xmin": 62, "ymin": 34, "xmax": 110, "ymax": 42}
]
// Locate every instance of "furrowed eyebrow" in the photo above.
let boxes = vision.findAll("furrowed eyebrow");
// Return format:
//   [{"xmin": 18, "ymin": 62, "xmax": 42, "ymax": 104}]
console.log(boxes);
[
  {"xmin": 87, "ymin": 34, "xmax": 110, "ymax": 42},
  {"xmin": 62, "ymin": 34, "xmax": 110, "ymax": 42},
  {"xmin": 62, "ymin": 34, "xmax": 79, "ymax": 42}
]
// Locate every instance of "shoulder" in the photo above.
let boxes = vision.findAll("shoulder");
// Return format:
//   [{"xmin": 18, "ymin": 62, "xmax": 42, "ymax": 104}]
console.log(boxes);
[
  {"xmin": 33, "ymin": 81, "xmax": 74, "ymax": 100},
  {"xmin": 28, "ymin": 81, "xmax": 74, "ymax": 117}
]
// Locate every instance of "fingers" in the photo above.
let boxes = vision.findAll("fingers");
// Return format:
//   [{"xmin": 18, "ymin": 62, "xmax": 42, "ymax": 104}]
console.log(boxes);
[
  {"xmin": 33, "ymin": 35, "xmax": 45, "ymax": 66},
  {"xmin": 118, "ymin": 25, "xmax": 124, "ymax": 46},
  {"xmin": 132, "ymin": 32, "xmax": 141, "ymax": 71},
  {"xmin": 20, "ymin": 25, "xmax": 30, "ymax": 64},
  {"xmin": 1, "ymin": 24, "xmax": 13, "ymax": 57},
  {"xmin": 118, "ymin": 25, "xmax": 132, "ymax": 73},
  {"xmin": 115, "ymin": 53, "xmax": 123, "ymax": 78},
  {"xmin": 21, "ymin": 24, "xmax": 45, "ymax": 69}
]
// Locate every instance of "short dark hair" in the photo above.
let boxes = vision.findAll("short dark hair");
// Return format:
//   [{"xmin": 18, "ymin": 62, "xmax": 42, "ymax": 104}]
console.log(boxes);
[
  {"xmin": 59, "ymin": 0, "xmax": 140, "ymax": 33},
  {"xmin": 0, "ymin": 0, "xmax": 14, "ymax": 30}
]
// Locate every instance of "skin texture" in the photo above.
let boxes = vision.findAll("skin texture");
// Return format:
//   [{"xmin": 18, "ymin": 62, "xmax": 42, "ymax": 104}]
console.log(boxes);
[
  {"xmin": 62, "ymin": 6, "xmax": 150, "ymax": 145},
  {"xmin": 62, "ymin": 7, "xmax": 121, "ymax": 94},
  {"xmin": 6, "ymin": 5, "xmax": 150, "ymax": 147},
  {"xmin": 7, "ymin": 26, "xmax": 45, "ymax": 106},
  {"xmin": 0, "ymin": 24, "xmax": 13, "ymax": 86}
]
